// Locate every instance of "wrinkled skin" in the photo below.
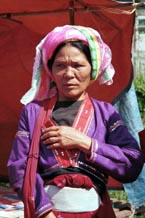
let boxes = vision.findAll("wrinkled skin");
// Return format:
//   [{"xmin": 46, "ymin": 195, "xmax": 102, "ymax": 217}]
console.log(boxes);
[{"xmin": 51, "ymin": 44, "xmax": 92, "ymax": 101}]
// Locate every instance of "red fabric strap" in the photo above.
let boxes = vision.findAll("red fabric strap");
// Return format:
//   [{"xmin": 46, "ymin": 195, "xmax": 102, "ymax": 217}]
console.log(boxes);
[{"xmin": 23, "ymin": 100, "xmax": 48, "ymax": 218}]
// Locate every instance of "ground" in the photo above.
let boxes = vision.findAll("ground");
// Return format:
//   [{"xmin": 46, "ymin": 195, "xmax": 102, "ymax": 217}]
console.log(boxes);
[{"xmin": 0, "ymin": 186, "xmax": 145, "ymax": 218}]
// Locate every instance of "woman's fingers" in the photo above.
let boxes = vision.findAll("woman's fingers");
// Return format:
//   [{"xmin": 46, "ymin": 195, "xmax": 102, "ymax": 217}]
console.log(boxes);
[
  {"xmin": 40, "ymin": 126, "xmax": 91, "ymax": 154},
  {"xmin": 43, "ymin": 136, "xmax": 58, "ymax": 145},
  {"xmin": 41, "ymin": 126, "xmax": 59, "ymax": 140}
]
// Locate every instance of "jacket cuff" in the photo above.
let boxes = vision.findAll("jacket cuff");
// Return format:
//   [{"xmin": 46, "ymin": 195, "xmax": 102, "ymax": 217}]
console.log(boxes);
[
  {"xmin": 86, "ymin": 138, "xmax": 98, "ymax": 162},
  {"xmin": 36, "ymin": 204, "xmax": 52, "ymax": 218}
]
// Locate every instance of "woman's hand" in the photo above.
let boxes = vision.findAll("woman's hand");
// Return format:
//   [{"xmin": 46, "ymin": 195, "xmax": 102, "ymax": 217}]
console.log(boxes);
[
  {"xmin": 41, "ymin": 126, "xmax": 92, "ymax": 155},
  {"xmin": 41, "ymin": 211, "xmax": 56, "ymax": 218}
]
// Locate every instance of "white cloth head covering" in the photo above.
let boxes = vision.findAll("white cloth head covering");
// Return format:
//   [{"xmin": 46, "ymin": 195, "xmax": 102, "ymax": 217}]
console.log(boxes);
[{"xmin": 21, "ymin": 25, "xmax": 115, "ymax": 105}]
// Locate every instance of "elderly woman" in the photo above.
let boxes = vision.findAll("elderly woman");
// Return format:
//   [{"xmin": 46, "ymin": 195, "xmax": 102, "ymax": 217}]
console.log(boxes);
[{"xmin": 7, "ymin": 25, "xmax": 145, "ymax": 218}]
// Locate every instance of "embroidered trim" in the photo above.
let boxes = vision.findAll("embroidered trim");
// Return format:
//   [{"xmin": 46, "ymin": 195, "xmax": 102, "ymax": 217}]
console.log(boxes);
[
  {"xmin": 109, "ymin": 120, "xmax": 125, "ymax": 132},
  {"xmin": 88, "ymin": 138, "xmax": 98, "ymax": 162},
  {"xmin": 16, "ymin": 130, "xmax": 30, "ymax": 137},
  {"xmin": 44, "ymin": 94, "xmax": 93, "ymax": 168},
  {"xmin": 36, "ymin": 205, "xmax": 52, "ymax": 217}
]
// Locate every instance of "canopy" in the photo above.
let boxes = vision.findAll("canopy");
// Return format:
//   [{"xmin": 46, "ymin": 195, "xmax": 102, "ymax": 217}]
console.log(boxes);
[{"xmin": 0, "ymin": 0, "xmax": 137, "ymax": 180}]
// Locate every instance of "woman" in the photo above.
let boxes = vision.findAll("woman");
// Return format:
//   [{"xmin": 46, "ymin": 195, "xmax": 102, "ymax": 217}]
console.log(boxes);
[{"xmin": 7, "ymin": 25, "xmax": 145, "ymax": 218}]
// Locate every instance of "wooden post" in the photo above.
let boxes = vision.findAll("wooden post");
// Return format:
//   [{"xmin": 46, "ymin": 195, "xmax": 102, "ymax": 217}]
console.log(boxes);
[{"xmin": 69, "ymin": 0, "xmax": 75, "ymax": 25}]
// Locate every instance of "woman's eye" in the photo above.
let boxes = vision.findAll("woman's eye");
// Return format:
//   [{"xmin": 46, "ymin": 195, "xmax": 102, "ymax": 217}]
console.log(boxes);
[
  {"xmin": 73, "ymin": 63, "xmax": 81, "ymax": 68},
  {"xmin": 56, "ymin": 63, "xmax": 65, "ymax": 68}
]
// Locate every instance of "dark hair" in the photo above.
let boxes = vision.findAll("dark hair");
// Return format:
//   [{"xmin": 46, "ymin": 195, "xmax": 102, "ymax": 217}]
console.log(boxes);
[{"xmin": 47, "ymin": 41, "xmax": 92, "ymax": 70}]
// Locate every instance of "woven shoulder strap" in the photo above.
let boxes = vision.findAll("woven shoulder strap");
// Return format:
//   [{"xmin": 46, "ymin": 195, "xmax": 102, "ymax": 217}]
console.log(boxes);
[{"xmin": 23, "ymin": 100, "xmax": 48, "ymax": 218}]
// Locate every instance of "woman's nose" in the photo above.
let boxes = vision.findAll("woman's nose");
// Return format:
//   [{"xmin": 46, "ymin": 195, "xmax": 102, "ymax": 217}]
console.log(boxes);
[{"xmin": 64, "ymin": 66, "xmax": 75, "ymax": 77}]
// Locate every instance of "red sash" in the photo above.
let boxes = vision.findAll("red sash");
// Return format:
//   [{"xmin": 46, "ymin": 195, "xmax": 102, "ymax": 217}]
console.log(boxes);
[
  {"xmin": 23, "ymin": 100, "xmax": 49, "ymax": 218},
  {"xmin": 44, "ymin": 94, "xmax": 94, "ymax": 167}
]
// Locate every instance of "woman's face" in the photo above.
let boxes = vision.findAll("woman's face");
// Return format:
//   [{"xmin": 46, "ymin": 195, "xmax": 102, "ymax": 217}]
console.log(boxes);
[{"xmin": 52, "ymin": 44, "xmax": 92, "ymax": 101}]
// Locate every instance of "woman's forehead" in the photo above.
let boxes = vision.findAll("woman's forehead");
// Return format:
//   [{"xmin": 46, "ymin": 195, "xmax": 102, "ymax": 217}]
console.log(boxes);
[{"xmin": 53, "ymin": 45, "xmax": 89, "ymax": 62}]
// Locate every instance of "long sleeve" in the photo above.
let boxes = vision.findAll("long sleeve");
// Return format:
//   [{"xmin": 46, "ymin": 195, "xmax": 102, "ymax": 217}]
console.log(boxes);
[
  {"xmin": 7, "ymin": 102, "xmax": 52, "ymax": 217},
  {"xmin": 87, "ymin": 99, "xmax": 145, "ymax": 183}
]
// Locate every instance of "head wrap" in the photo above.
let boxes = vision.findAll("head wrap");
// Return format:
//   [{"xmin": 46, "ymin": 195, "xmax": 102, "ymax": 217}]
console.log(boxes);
[{"xmin": 21, "ymin": 25, "xmax": 115, "ymax": 105}]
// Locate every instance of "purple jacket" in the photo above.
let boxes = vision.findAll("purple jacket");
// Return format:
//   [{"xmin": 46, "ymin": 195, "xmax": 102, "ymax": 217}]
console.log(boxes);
[{"xmin": 7, "ymin": 98, "xmax": 145, "ymax": 217}]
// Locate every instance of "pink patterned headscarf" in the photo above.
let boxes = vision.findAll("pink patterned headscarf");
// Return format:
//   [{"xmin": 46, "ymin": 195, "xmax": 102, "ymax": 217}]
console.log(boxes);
[{"xmin": 21, "ymin": 25, "xmax": 115, "ymax": 105}]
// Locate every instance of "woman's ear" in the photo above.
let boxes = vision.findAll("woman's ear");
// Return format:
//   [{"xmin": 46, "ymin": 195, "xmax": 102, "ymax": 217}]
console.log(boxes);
[
  {"xmin": 88, "ymin": 71, "xmax": 94, "ymax": 87},
  {"xmin": 50, "ymin": 81, "xmax": 56, "ymax": 89}
]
